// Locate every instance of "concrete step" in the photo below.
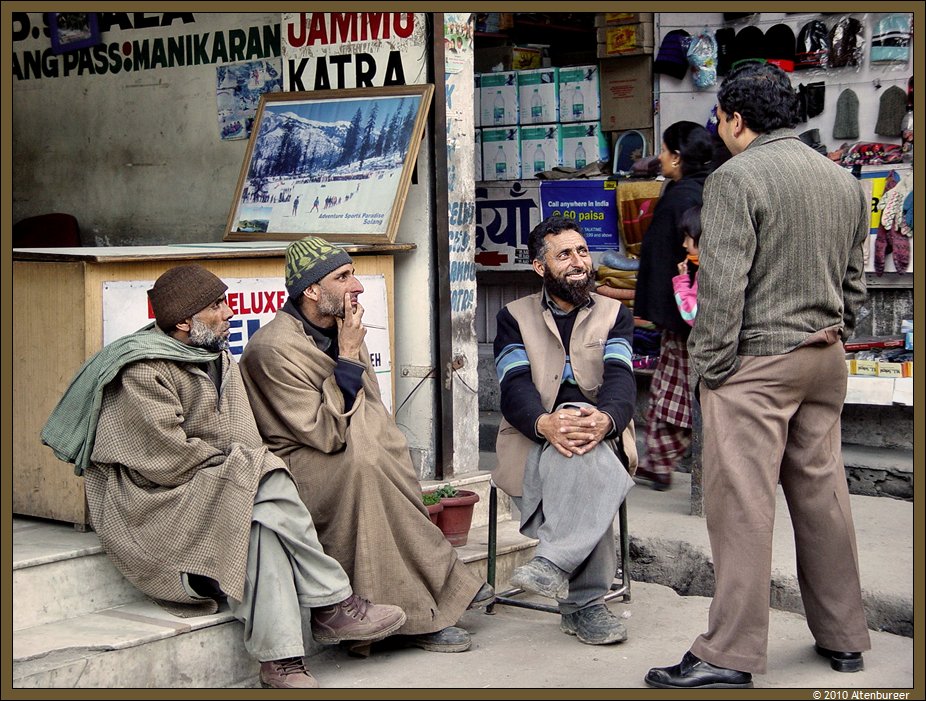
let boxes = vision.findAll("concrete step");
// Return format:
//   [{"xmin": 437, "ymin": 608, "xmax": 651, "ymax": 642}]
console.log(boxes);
[
  {"xmin": 13, "ymin": 518, "xmax": 144, "ymax": 631},
  {"xmin": 12, "ymin": 504, "xmax": 534, "ymax": 688},
  {"xmin": 455, "ymin": 520, "xmax": 538, "ymax": 588},
  {"xmin": 13, "ymin": 600, "xmax": 256, "ymax": 688}
]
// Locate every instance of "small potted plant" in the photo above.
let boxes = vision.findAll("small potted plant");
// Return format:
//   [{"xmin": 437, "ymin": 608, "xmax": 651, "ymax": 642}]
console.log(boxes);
[
  {"xmin": 422, "ymin": 490, "xmax": 443, "ymax": 525},
  {"xmin": 431, "ymin": 483, "xmax": 480, "ymax": 546}
]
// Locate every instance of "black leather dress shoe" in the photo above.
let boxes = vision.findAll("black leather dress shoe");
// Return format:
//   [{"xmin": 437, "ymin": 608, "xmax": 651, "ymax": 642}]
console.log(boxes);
[
  {"xmin": 815, "ymin": 644, "xmax": 864, "ymax": 672},
  {"xmin": 645, "ymin": 651, "xmax": 753, "ymax": 689}
]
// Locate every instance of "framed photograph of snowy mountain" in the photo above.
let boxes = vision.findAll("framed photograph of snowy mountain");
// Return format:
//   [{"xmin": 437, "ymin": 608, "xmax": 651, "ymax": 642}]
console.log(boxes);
[{"xmin": 224, "ymin": 84, "xmax": 434, "ymax": 244}]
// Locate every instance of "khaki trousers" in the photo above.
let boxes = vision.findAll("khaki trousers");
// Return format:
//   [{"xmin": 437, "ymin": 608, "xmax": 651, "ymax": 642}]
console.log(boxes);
[
  {"xmin": 227, "ymin": 469, "xmax": 352, "ymax": 662},
  {"xmin": 690, "ymin": 342, "xmax": 871, "ymax": 674}
]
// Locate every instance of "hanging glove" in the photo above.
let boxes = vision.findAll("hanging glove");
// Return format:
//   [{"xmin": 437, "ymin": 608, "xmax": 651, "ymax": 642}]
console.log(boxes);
[
  {"xmin": 880, "ymin": 185, "xmax": 906, "ymax": 232},
  {"xmin": 902, "ymin": 191, "xmax": 913, "ymax": 235},
  {"xmin": 874, "ymin": 222, "xmax": 911, "ymax": 275},
  {"xmin": 890, "ymin": 227, "xmax": 911, "ymax": 272}
]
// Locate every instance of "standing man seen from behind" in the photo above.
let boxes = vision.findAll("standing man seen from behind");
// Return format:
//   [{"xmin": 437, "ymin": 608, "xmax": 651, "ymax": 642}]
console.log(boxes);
[
  {"xmin": 239, "ymin": 237, "xmax": 492, "ymax": 656},
  {"xmin": 494, "ymin": 217, "xmax": 637, "ymax": 646},
  {"xmin": 42, "ymin": 265, "xmax": 407, "ymax": 689},
  {"xmin": 646, "ymin": 62, "xmax": 871, "ymax": 689}
]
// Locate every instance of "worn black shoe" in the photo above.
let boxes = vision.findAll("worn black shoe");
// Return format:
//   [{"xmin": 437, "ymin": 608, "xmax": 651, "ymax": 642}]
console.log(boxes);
[
  {"xmin": 467, "ymin": 582, "xmax": 496, "ymax": 609},
  {"xmin": 815, "ymin": 644, "xmax": 864, "ymax": 672},
  {"xmin": 510, "ymin": 556, "xmax": 569, "ymax": 600},
  {"xmin": 561, "ymin": 604, "xmax": 627, "ymax": 645},
  {"xmin": 633, "ymin": 466, "xmax": 671, "ymax": 491},
  {"xmin": 645, "ymin": 651, "xmax": 753, "ymax": 689},
  {"xmin": 406, "ymin": 626, "xmax": 472, "ymax": 653}
]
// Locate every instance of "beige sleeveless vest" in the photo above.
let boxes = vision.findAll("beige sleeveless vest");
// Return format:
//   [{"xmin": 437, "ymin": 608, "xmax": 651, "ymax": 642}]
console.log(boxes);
[{"xmin": 493, "ymin": 292, "xmax": 637, "ymax": 496}]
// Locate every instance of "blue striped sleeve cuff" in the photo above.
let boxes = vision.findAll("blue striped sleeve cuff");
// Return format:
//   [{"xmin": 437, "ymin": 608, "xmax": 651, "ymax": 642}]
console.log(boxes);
[
  {"xmin": 603, "ymin": 337, "xmax": 633, "ymax": 370},
  {"xmin": 496, "ymin": 343, "xmax": 530, "ymax": 383}
]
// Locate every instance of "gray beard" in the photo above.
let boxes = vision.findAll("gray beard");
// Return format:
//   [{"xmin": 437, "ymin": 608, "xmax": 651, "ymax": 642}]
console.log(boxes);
[
  {"xmin": 188, "ymin": 317, "xmax": 228, "ymax": 352},
  {"xmin": 544, "ymin": 266, "xmax": 594, "ymax": 307}
]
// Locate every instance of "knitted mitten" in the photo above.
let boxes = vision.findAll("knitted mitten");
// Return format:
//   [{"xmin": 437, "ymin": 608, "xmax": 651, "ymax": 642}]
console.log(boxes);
[
  {"xmin": 874, "ymin": 224, "xmax": 891, "ymax": 276},
  {"xmin": 890, "ymin": 227, "xmax": 911, "ymax": 272}
]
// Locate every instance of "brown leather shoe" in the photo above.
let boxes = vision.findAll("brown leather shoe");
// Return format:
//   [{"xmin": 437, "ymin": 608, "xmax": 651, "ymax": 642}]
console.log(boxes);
[
  {"xmin": 311, "ymin": 594, "xmax": 407, "ymax": 644},
  {"xmin": 259, "ymin": 657, "xmax": 319, "ymax": 689}
]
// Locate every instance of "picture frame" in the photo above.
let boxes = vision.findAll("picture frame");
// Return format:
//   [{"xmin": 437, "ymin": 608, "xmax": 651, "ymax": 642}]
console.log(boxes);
[
  {"xmin": 224, "ymin": 84, "xmax": 434, "ymax": 244},
  {"xmin": 48, "ymin": 12, "xmax": 100, "ymax": 55}
]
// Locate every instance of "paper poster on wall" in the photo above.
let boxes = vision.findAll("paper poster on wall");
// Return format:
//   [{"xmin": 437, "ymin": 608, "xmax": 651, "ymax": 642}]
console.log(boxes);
[
  {"xmin": 216, "ymin": 58, "xmax": 283, "ymax": 140},
  {"xmin": 281, "ymin": 12, "xmax": 427, "ymax": 91},
  {"xmin": 475, "ymin": 180, "xmax": 542, "ymax": 269},
  {"xmin": 102, "ymin": 275, "xmax": 393, "ymax": 411},
  {"xmin": 539, "ymin": 180, "xmax": 619, "ymax": 251}
]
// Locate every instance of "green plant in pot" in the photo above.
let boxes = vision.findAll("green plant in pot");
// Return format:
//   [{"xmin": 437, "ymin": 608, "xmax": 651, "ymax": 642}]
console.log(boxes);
[
  {"xmin": 422, "ymin": 491, "xmax": 443, "ymax": 525},
  {"xmin": 431, "ymin": 483, "xmax": 480, "ymax": 546}
]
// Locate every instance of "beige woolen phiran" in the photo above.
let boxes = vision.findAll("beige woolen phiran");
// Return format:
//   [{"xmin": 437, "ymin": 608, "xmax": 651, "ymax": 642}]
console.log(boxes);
[
  {"xmin": 240, "ymin": 311, "xmax": 482, "ymax": 635},
  {"xmin": 86, "ymin": 352, "xmax": 283, "ymax": 617}
]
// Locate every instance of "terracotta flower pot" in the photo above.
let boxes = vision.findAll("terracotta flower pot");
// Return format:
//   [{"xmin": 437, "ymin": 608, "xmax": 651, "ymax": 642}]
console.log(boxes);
[
  {"xmin": 436, "ymin": 489, "xmax": 480, "ymax": 546},
  {"xmin": 426, "ymin": 500, "xmax": 444, "ymax": 525}
]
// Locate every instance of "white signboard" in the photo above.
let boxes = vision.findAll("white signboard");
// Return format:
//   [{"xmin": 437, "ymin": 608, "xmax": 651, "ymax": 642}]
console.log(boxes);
[
  {"xmin": 281, "ymin": 12, "xmax": 427, "ymax": 91},
  {"xmin": 102, "ymin": 275, "xmax": 393, "ymax": 412}
]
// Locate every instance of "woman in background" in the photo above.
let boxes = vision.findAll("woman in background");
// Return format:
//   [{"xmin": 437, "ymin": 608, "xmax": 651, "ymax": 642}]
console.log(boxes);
[{"xmin": 634, "ymin": 122, "xmax": 715, "ymax": 490}]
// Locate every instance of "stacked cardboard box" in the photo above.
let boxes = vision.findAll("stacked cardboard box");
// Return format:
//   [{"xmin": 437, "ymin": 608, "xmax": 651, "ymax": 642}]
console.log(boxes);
[
  {"xmin": 594, "ymin": 12, "xmax": 654, "ymax": 27},
  {"xmin": 476, "ymin": 64, "xmax": 609, "ymax": 181},
  {"xmin": 474, "ymin": 46, "xmax": 542, "ymax": 72},
  {"xmin": 596, "ymin": 22, "xmax": 655, "ymax": 58},
  {"xmin": 599, "ymin": 55, "xmax": 654, "ymax": 131}
]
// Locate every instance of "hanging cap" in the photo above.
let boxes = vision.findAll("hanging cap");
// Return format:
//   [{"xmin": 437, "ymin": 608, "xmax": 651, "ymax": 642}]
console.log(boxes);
[
  {"xmin": 764, "ymin": 24, "xmax": 796, "ymax": 72},
  {"xmin": 828, "ymin": 17, "xmax": 863, "ymax": 68},
  {"xmin": 832, "ymin": 89, "xmax": 859, "ymax": 141},
  {"xmin": 871, "ymin": 13, "xmax": 911, "ymax": 64},
  {"xmin": 714, "ymin": 27, "xmax": 736, "ymax": 76},
  {"xmin": 874, "ymin": 85, "xmax": 908, "ymax": 137},
  {"xmin": 731, "ymin": 26, "xmax": 767, "ymax": 69},
  {"xmin": 654, "ymin": 29, "xmax": 692, "ymax": 80},
  {"xmin": 795, "ymin": 20, "xmax": 829, "ymax": 69}
]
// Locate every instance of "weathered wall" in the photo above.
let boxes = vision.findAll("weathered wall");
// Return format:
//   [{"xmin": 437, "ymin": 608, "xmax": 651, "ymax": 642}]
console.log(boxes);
[
  {"xmin": 442, "ymin": 13, "xmax": 480, "ymax": 475},
  {"xmin": 12, "ymin": 12, "xmax": 282, "ymax": 243},
  {"xmin": 11, "ymin": 11, "xmax": 451, "ymax": 478}
]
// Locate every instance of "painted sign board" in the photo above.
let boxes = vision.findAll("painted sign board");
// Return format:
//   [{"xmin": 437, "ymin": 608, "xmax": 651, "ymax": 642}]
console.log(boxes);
[{"xmin": 101, "ymin": 274, "xmax": 393, "ymax": 411}]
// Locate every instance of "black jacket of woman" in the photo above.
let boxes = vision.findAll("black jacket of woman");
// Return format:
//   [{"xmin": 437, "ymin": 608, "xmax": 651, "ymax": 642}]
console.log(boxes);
[{"xmin": 634, "ymin": 169, "xmax": 709, "ymax": 338}]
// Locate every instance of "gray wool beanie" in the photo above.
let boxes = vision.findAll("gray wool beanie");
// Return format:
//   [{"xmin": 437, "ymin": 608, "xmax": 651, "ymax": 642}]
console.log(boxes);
[
  {"xmin": 874, "ymin": 85, "xmax": 907, "ymax": 137},
  {"xmin": 833, "ymin": 89, "xmax": 859, "ymax": 140},
  {"xmin": 285, "ymin": 236, "xmax": 353, "ymax": 299}
]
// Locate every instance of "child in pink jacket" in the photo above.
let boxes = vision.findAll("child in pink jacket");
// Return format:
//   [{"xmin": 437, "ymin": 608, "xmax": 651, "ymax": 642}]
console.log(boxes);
[{"xmin": 672, "ymin": 206, "xmax": 701, "ymax": 326}]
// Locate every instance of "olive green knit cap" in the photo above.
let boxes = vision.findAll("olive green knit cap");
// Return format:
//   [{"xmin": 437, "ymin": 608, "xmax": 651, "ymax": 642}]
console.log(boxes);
[{"xmin": 285, "ymin": 236, "xmax": 352, "ymax": 299}]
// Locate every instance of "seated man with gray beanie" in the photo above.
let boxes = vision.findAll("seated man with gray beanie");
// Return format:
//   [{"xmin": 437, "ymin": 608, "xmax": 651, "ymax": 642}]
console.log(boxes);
[
  {"xmin": 42, "ymin": 264, "xmax": 407, "ymax": 689},
  {"xmin": 240, "ymin": 237, "xmax": 494, "ymax": 656}
]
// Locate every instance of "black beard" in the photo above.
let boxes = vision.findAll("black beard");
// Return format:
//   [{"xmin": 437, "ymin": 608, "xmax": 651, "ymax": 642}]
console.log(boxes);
[{"xmin": 544, "ymin": 265, "xmax": 594, "ymax": 307}]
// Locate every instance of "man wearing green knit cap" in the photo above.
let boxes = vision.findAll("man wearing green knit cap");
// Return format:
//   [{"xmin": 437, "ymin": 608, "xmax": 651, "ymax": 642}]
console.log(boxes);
[{"xmin": 241, "ymin": 236, "xmax": 494, "ymax": 655}]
